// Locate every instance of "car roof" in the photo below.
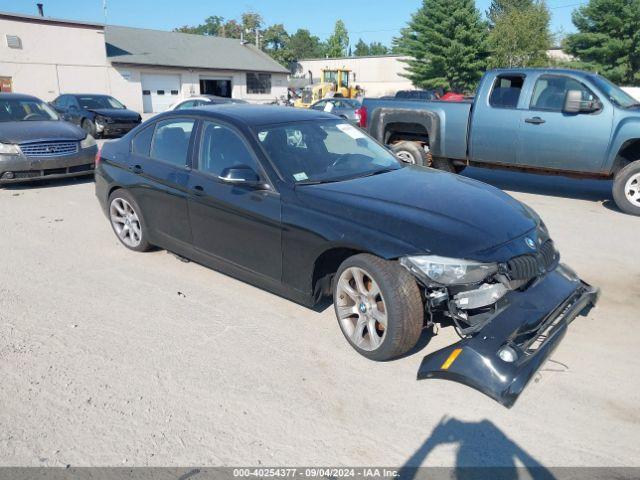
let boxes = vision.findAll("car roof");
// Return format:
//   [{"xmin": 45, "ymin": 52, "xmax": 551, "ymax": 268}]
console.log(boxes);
[
  {"xmin": 68, "ymin": 93, "xmax": 114, "ymax": 97},
  {"xmin": 0, "ymin": 92, "xmax": 42, "ymax": 101},
  {"xmin": 490, "ymin": 67, "xmax": 596, "ymax": 80},
  {"xmin": 164, "ymin": 104, "xmax": 338, "ymax": 126}
]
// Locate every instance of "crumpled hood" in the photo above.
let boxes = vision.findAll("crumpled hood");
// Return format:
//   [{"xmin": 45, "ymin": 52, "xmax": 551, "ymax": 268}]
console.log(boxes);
[
  {"xmin": 295, "ymin": 166, "xmax": 538, "ymax": 259},
  {"xmin": 0, "ymin": 121, "xmax": 86, "ymax": 144},
  {"xmin": 87, "ymin": 108, "xmax": 140, "ymax": 120}
]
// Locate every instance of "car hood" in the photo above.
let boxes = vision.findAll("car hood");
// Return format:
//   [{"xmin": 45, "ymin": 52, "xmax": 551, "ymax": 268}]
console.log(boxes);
[
  {"xmin": 0, "ymin": 120, "xmax": 86, "ymax": 144},
  {"xmin": 294, "ymin": 166, "xmax": 538, "ymax": 259},
  {"xmin": 87, "ymin": 108, "xmax": 140, "ymax": 119}
]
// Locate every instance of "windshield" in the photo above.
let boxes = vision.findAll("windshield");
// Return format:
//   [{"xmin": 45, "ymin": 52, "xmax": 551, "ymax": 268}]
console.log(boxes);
[
  {"xmin": 256, "ymin": 120, "xmax": 402, "ymax": 184},
  {"xmin": 77, "ymin": 95, "xmax": 125, "ymax": 110},
  {"xmin": 588, "ymin": 75, "xmax": 638, "ymax": 108},
  {"xmin": 0, "ymin": 98, "xmax": 59, "ymax": 122}
]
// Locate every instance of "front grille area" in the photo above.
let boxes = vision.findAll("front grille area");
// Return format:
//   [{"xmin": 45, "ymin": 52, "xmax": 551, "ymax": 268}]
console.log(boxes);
[
  {"xmin": 507, "ymin": 240, "xmax": 558, "ymax": 281},
  {"xmin": 19, "ymin": 141, "xmax": 79, "ymax": 158}
]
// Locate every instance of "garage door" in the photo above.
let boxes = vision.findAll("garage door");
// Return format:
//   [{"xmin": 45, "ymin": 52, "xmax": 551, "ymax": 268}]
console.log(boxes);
[{"xmin": 141, "ymin": 74, "xmax": 181, "ymax": 113}]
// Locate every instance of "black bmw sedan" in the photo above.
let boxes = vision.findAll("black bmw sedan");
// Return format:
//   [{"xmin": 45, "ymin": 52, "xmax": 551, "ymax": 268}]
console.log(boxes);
[
  {"xmin": 51, "ymin": 94, "xmax": 141, "ymax": 138},
  {"xmin": 95, "ymin": 105, "xmax": 598, "ymax": 407},
  {"xmin": 0, "ymin": 93, "xmax": 97, "ymax": 185}
]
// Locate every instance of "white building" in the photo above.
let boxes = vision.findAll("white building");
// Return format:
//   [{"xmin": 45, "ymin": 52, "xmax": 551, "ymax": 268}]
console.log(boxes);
[{"xmin": 0, "ymin": 10, "xmax": 289, "ymax": 113}]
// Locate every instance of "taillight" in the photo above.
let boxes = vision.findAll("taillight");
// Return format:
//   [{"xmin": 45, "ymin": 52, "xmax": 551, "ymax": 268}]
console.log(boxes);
[
  {"xmin": 95, "ymin": 146, "xmax": 101, "ymax": 167},
  {"xmin": 356, "ymin": 106, "xmax": 367, "ymax": 128}
]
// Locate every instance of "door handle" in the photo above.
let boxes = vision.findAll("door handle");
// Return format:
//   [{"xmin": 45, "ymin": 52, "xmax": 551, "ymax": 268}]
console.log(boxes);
[
  {"xmin": 129, "ymin": 164, "xmax": 144, "ymax": 174},
  {"xmin": 525, "ymin": 117, "xmax": 546, "ymax": 125},
  {"xmin": 193, "ymin": 185, "xmax": 205, "ymax": 196}
]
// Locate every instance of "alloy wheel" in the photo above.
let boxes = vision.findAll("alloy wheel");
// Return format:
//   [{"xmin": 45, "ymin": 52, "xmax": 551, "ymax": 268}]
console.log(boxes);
[
  {"xmin": 335, "ymin": 267, "xmax": 388, "ymax": 351},
  {"xmin": 395, "ymin": 150, "xmax": 416, "ymax": 164},
  {"xmin": 625, "ymin": 173, "xmax": 640, "ymax": 207},
  {"xmin": 110, "ymin": 198, "xmax": 143, "ymax": 248}
]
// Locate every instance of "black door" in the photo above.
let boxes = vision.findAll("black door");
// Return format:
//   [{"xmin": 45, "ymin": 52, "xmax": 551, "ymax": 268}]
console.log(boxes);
[
  {"xmin": 127, "ymin": 118, "xmax": 196, "ymax": 250},
  {"xmin": 187, "ymin": 120, "xmax": 282, "ymax": 281}
]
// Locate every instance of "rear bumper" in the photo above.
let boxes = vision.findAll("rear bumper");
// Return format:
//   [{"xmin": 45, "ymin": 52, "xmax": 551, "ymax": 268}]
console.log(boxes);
[
  {"xmin": 417, "ymin": 265, "xmax": 599, "ymax": 408},
  {"xmin": 0, "ymin": 146, "xmax": 97, "ymax": 184}
]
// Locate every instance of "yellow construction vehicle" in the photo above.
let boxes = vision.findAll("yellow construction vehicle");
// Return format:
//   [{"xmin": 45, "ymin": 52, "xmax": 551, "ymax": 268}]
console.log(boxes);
[{"xmin": 294, "ymin": 68, "xmax": 363, "ymax": 108}]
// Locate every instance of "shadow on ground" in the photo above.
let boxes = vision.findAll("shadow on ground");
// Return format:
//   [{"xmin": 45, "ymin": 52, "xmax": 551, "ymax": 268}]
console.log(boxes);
[
  {"xmin": 398, "ymin": 416, "xmax": 555, "ymax": 480},
  {"xmin": 461, "ymin": 167, "xmax": 613, "ymax": 204}
]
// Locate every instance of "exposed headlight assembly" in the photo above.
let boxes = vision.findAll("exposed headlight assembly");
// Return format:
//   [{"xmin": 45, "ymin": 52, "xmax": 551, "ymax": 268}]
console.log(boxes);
[
  {"xmin": 0, "ymin": 142, "xmax": 20, "ymax": 155},
  {"xmin": 80, "ymin": 135, "xmax": 96, "ymax": 149},
  {"xmin": 400, "ymin": 255, "xmax": 498, "ymax": 286}
]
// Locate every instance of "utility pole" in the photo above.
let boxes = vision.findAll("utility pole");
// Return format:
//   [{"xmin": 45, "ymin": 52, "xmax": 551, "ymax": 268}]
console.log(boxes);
[{"xmin": 103, "ymin": 0, "xmax": 108, "ymax": 24}]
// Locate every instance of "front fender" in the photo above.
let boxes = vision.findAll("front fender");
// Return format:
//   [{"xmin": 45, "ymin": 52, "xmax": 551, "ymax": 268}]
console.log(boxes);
[{"xmin": 605, "ymin": 114, "xmax": 640, "ymax": 172}]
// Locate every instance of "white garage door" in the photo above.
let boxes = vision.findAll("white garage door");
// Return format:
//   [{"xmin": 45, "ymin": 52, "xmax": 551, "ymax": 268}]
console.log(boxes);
[{"xmin": 141, "ymin": 74, "xmax": 181, "ymax": 113}]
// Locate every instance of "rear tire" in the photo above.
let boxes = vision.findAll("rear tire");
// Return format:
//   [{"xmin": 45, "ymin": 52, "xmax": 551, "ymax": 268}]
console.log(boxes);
[
  {"xmin": 333, "ymin": 254, "xmax": 424, "ymax": 361},
  {"xmin": 108, "ymin": 190, "xmax": 152, "ymax": 252},
  {"xmin": 391, "ymin": 141, "xmax": 427, "ymax": 166},
  {"xmin": 613, "ymin": 160, "xmax": 640, "ymax": 216}
]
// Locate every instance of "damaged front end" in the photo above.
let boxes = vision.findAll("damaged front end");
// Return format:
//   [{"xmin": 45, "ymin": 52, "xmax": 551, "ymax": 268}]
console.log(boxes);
[{"xmin": 400, "ymin": 237, "xmax": 599, "ymax": 408}]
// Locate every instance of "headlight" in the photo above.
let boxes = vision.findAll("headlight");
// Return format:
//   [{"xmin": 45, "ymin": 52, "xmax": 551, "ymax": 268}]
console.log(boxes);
[
  {"xmin": 400, "ymin": 255, "xmax": 498, "ymax": 285},
  {"xmin": 95, "ymin": 115, "xmax": 112, "ymax": 125},
  {"xmin": 80, "ymin": 135, "xmax": 96, "ymax": 149},
  {"xmin": 0, "ymin": 142, "xmax": 20, "ymax": 155}
]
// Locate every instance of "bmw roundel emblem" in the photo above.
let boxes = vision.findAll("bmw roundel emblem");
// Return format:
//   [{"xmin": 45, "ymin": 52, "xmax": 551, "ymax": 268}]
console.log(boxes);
[{"xmin": 525, "ymin": 237, "xmax": 537, "ymax": 250}]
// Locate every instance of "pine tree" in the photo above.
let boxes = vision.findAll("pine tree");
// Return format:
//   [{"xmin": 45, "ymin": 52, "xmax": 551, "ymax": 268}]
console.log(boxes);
[
  {"xmin": 565, "ymin": 0, "xmax": 640, "ymax": 85},
  {"xmin": 354, "ymin": 39, "xmax": 370, "ymax": 56},
  {"xmin": 393, "ymin": 0, "xmax": 488, "ymax": 93}
]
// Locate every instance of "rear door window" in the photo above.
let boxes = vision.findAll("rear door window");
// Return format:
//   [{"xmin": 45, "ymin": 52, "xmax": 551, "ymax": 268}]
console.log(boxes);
[
  {"xmin": 489, "ymin": 75, "xmax": 525, "ymax": 109},
  {"xmin": 149, "ymin": 119, "xmax": 195, "ymax": 167}
]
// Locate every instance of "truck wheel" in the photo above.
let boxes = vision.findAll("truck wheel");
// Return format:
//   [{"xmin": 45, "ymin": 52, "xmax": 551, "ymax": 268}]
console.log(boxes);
[
  {"xmin": 333, "ymin": 254, "xmax": 424, "ymax": 361},
  {"xmin": 391, "ymin": 141, "xmax": 427, "ymax": 166},
  {"xmin": 613, "ymin": 160, "xmax": 640, "ymax": 216}
]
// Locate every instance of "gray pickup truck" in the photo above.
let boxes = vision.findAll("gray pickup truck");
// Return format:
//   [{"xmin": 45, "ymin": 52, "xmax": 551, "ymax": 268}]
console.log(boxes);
[{"xmin": 360, "ymin": 68, "xmax": 640, "ymax": 215}]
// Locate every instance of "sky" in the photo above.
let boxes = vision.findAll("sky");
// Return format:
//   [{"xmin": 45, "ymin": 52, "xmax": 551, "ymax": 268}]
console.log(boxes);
[{"xmin": 1, "ymin": 0, "xmax": 585, "ymax": 46}]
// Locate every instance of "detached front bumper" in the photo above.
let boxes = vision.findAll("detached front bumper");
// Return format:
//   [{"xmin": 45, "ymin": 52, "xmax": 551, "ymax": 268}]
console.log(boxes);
[
  {"xmin": 96, "ymin": 122, "xmax": 140, "ymax": 137},
  {"xmin": 0, "ymin": 146, "xmax": 97, "ymax": 184},
  {"xmin": 417, "ymin": 265, "xmax": 599, "ymax": 408}
]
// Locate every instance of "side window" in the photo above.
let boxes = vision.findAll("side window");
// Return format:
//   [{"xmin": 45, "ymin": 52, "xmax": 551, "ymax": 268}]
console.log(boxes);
[
  {"xmin": 198, "ymin": 121, "xmax": 260, "ymax": 177},
  {"xmin": 312, "ymin": 101, "xmax": 326, "ymax": 110},
  {"xmin": 132, "ymin": 124, "xmax": 155, "ymax": 156},
  {"xmin": 530, "ymin": 75, "xmax": 597, "ymax": 112},
  {"xmin": 69, "ymin": 97, "xmax": 79, "ymax": 109},
  {"xmin": 58, "ymin": 96, "xmax": 69, "ymax": 109},
  {"xmin": 489, "ymin": 75, "xmax": 525, "ymax": 109},
  {"xmin": 150, "ymin": 119, "xmax": 195, "ymax": 167}
]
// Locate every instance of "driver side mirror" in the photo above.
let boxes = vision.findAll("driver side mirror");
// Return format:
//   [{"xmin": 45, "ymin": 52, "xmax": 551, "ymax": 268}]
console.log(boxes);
[
  {"xmin": 218, "ymin": 166, "xmax": 266, "ymax": 188},
  {"xmin": 564, "ymin": 90, "xmax": 602, "ymax": 114}
]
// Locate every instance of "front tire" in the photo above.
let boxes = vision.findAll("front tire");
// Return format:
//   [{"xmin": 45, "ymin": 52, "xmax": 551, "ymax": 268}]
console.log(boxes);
[
  {"xmin": 333, "ymin": 254, "xmax": 424, "ymax": 361},
  {"xmin": 81, "ymin": 118, "xmax": 97, "ymax": 138},
  {"xmin": 613, "ymin": 160, "xmax": 640, "ymax": 216},
  {"xmin": 108, "ymin": 190, "xmax": 151, "ymax": 252}
]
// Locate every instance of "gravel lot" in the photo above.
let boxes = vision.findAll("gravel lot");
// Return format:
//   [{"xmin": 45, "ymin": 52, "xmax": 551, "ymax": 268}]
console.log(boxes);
[{"xmin": 0, "ymin": 161, "xmax": 639, "ymax": 468}]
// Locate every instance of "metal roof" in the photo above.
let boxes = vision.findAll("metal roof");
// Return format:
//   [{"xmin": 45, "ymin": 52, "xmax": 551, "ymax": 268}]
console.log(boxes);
[{"xmin": 105, "ymin": 25, "xmax": 289, "ymax": 74}]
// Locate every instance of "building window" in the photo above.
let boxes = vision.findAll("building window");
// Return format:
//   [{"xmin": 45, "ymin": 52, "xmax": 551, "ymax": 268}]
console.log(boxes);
[{"xmin": 246, "ymin": 73, "xmax": 271, "ymax": 94}]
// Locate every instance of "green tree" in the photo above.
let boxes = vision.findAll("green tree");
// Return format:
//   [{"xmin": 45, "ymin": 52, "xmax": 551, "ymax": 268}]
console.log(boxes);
[
  {"xmin": 487, "ymin": 2, "xmax": 552, "ymax": 68},
  {"xmin": 218, "ymin": 19, "xmax": 242, "ymax": 39},
  {"xmin": 393, "ymin": 0, "xmax": 488, "ymax": 93},
  {"xmin": 368, "ymin": 42, "xmax": 389, "ymax": 55},
  {"xmin": 263, "ymin": 24, "xmax": 293, "ymax": 66},
  {"xmin": 354, "ymin": 38, "xmax": 370, "ymax": 56},
  {"xmin": 287, "ymin": 29, "xmax": 325, "ymax": 59},
  {"xmin": 325, "ymin": 20, "xmax": 349, "ymax": 57},
  {"xmin": 487, "ymin": 0, "xmax": 535, "ymax": 26},
  {"xmin": 174, "ymin": 15, "xmax": 223, "ymax": 35},
  {"xmin": 565, "ymin": 0, "xmax": 640, "ymax": 85}
]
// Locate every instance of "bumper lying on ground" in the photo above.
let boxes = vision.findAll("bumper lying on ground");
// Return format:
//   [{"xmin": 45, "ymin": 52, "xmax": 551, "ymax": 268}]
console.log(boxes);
[
  {"xmin": 0, "ymin": 145, "xmax": 97, "ymax": 184},
  {"xmin": 417, "ymin": 265, "xmax": 599, "ymax": 407}
]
